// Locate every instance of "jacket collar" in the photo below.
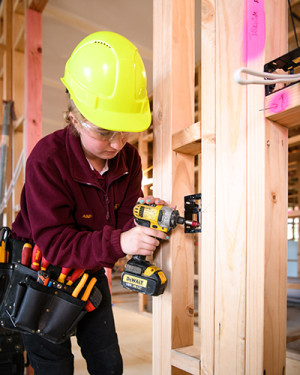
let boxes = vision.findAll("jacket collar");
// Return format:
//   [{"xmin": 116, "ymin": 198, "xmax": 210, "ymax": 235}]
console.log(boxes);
[{"xmin": 66, "ymin": 126, "xmax": 129, "ymax": 187}]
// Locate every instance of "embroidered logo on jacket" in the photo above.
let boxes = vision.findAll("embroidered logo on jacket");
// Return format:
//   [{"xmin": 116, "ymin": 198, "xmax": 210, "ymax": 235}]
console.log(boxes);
[{"xmin": 82, "ymin": 214, "xmax": 93, "ymax": 219}]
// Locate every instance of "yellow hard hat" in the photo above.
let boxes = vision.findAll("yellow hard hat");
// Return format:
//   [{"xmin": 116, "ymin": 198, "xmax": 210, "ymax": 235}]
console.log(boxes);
[{"xmin": 61, "ymin": 31, "xmax": 151, "ymax": 132}]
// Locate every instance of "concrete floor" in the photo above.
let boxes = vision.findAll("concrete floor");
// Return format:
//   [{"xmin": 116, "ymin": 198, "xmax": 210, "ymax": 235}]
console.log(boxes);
[{"xmin": 73, "ymin": 278, "xmax": 152, "ymax": 375}]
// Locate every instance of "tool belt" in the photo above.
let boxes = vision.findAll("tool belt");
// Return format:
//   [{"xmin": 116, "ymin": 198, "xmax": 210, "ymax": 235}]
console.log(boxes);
[{"xmin": 0, "ymin": 227, "xmax": 102, "ymax": 344}]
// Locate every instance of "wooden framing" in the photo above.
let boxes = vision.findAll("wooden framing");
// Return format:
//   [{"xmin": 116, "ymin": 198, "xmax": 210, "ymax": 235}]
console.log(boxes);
[
  {"xmin": 0, "ymin": 0, "xmax": 298, "ymax": 374},
  {"xmin": 152, "ymin": 0, "xmax": 197, "ymax": 374},
  {"xmin": 12, "ymin": 0, "xmax": 25, "ymax": 221},
  {"xmin": 153, "ymin": 0, "xmax": 290, "ymax": 374},
  {"xmin": 0, "ymin": 0, "xmax": 13, "ymax": 225},
  {"xmin": 265, "ymin": 84, "xmax": 300, "ymax": 128},
  {"xmin": 25, "ymin": 8, "xmax": 43, "ymax": 157},
  {"xmin": 201, "ymin": 1, "xmax": 288, "ymax": 374},
  {"xmin": 0, "ymin": 1, "xmax": 46, "ymax": 225},
  {"xmin": 0, "ymin": 2, "xmax": 46, "ymax": 374}
]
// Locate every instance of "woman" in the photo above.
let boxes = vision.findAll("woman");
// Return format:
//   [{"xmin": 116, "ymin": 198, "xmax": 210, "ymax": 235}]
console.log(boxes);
[{"xmin": 12, "ymin": 31, "xmax": 167, "ymax": 375}]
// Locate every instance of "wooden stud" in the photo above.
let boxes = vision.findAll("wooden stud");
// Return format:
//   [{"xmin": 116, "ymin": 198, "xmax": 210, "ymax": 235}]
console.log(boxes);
[
  {"xmin": 201, "ymin": 0, "xmax": 288, "ymax": 374},
  {"xmin": 25, "ymin": 8, "xmax": 42, "ymax": 157},
  {"xmin": 200, "ymin": 0, "xmax": 216, "ymax": 373},
  {"xmin": 152, "ymin": 0, "xmax": 195, "ymax": 374},
  {"xmin": 2, "ymin": 0, "xmax": 13, "ymax": 224}
]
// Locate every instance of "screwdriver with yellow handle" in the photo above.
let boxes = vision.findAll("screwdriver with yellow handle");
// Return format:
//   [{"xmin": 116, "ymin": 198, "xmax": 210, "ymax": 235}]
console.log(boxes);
[
  {"xmin": 81, "ymin": 277, "xmax": 97, "ymax": 302},
  {"xmin": 0, "ymin": 227, "xmax": 10, "ymax": 263},
  {"xmin": 71, "ymin": 273, "xmax": 89, "ymax": 298},
  {"xmin": 0, "ymin": 240, "xmax": 6, "ymax": 263}
]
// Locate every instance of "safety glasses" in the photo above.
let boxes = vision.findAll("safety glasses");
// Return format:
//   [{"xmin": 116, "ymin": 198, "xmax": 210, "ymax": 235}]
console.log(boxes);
[{"xmin": 80, "ymin": 121, "xmax": 130, "ymax": 142}]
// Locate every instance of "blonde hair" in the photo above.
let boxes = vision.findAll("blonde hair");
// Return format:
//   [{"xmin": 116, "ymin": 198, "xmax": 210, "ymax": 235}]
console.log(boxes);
[
  {"xmin": 64, "ymin": 93, "xmax": 113, "ymax": 136},
  {"xmin": 63, "ymin": 94, "xmax": 87, "ymax": 136}
]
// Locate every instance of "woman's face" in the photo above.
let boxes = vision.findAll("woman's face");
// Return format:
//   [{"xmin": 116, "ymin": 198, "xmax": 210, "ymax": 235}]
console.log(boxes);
[{"xmin": 70, "ymin": 113, "xmax": 129, "ymax": 161}]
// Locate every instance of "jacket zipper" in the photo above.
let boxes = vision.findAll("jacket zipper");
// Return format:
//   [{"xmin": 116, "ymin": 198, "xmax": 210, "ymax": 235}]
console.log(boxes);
[
  {"xmin": 81, "ymin": 171, "xmax": 129, "ymax": 222},
  {"xmin": 104, "ymin": 171, "xmax": 128, "ymax": 221},
  {"xmin": 105, "ymin": 193, "xmax": 110, "ymax": 220}
]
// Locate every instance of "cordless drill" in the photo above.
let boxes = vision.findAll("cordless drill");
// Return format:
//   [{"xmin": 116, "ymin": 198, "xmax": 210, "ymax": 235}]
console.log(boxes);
[{"xmin": 120, "ymin": 194, "xmax": 201, "ymax": 296}]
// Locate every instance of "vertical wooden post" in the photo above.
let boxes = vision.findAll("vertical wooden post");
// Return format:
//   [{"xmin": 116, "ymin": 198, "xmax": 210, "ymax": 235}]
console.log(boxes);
[
  {"xmin": 25, "ymin": 8, "xmax": 42, "ymax": 158},
  {"xmin": 12, "ymin": 1, "xmax": 25, "ymax": 222},
  {"xmin": 201, "ymin": 0, "xmax": 216, "ymax": 373},
  {"xmin": 2, "ymin": 0, "xmax": 13, "ymax": 225},
  {"xmin": 246, "ymin": 1, "xmax": 288, "ymax": 373},
  {"xmin": 201, "ymin": 0, "xmax": 288, "ymax": 374},
  {"xmin": 152, "ymin": 0, "xmax": 195, "ymax": 374}
]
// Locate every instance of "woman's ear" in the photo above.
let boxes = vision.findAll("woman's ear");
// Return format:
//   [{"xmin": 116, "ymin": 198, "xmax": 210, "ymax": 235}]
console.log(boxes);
[
  {"xmin": 69, "ymin": 112, "xmax": 81, "ymax": 134},
  {"xmin": 69, "ymin": 112, "xmax": 77, "ymax": 124}
]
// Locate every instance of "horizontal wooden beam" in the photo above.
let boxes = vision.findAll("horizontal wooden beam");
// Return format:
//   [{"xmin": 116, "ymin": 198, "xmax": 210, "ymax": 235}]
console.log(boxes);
[
  {"xmin": 13, "ymin": 0, "xmax": 24, "ymax": 14},
  {"xmin": 289, "ymin": 134, "xmax": 300, "ymax": 147},
  {"xmin": 288, "ymin": 209, "xmax": 300, "ymax": 217},
  {"xmin": 27, "ymin": 0, "xmax": 48, "ymax": 12},
  {"xmin": 172, "ymin": 121, "xmax": 201, "ymax": 155},
  {"xmin": 171, "ymin": 346, "xmax": 200, "ymax": 375},
  {"xmin": 265, "ymin": 83, "xmax": 300, "ymax": 128},
  {"xmin": 287, "ymin": 277, "xmax": 300, "ymax": 289},
  {"xmin": 287, "ymin": 283, "xmax": 300, "ymax": 290}
]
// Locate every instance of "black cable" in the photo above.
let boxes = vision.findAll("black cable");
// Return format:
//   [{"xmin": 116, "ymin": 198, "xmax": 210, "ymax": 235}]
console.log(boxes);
[{"xmin": 288, "ymin": 0, "xmax": 299, "ymax": 48}]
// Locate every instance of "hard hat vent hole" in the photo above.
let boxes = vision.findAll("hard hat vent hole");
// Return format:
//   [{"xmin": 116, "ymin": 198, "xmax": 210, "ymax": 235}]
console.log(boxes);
[{"xmin": 94, "ymin": 41, "xmax": 111, "ymax": 49}]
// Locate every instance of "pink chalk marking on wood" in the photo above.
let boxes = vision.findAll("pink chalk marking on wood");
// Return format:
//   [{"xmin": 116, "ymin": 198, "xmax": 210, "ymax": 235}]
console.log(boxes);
[
  {"xmin": 268, "ymin": 91, "xmax": 290, "ymax": 114},
  {"xmin": 243, "ymin": 0, "xmax": 266, "ymax": 63}
]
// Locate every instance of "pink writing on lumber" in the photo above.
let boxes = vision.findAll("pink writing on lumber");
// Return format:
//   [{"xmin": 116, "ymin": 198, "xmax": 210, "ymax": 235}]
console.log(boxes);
[
  {"xmin": 268, "ymin": 91, "xmax": 290, "ymax": 114},
  {"xmin": 243, "ymin": 0, "xmax": 266, "ymax": 63}
]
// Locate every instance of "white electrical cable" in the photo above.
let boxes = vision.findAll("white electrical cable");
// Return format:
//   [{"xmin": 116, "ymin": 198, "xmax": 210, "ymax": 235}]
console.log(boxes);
[
  {"xmin": 234, "ymin": 67, "xmax": 300, "ymax": 85},
  {"xmin": 0, "ymin": 149, "xmax": 24, "ymax": 214}
]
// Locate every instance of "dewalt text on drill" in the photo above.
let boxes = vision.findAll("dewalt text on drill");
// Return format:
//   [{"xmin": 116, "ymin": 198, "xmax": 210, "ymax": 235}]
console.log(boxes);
[{"xmin": 120, "ymin": 194, "xmax": 201, "ymax": 296}]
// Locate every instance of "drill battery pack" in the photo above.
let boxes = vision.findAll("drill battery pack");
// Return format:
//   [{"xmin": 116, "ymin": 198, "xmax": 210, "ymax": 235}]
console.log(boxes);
[{"xmin": 121, "ymin": 256, "xmax": 167, "ymax": 296}]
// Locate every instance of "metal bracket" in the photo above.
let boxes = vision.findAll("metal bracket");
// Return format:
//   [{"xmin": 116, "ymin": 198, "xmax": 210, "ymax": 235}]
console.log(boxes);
[
  {"xmin": 264, "ymin": 46, "xmax": 300, "ymax": 96},
  {"xmin": 184, "ymin": 193, "xmax": 201, "ymax": 233}
]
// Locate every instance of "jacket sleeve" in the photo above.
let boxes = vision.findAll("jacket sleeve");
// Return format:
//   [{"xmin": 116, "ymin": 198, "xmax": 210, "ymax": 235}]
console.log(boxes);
[
  {"xmin": 115, "ymin": 149, "xmax": 143, "ymax": 231},
  {"xmin": 21, "ymin": 154, "xmax": 126, "ymax": 270}
]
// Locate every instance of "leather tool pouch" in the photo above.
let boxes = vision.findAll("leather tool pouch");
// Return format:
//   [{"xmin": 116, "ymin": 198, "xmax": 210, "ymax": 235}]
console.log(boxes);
[{"xmin": 0, "ymin": 228, "xmax": 102, "ymax": 344}]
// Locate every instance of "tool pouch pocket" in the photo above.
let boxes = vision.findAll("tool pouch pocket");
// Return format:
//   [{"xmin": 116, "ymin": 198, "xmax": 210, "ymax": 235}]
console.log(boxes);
[
  {"xmin": 0, "ymin": 229, "xmax": 100, "ymax": 344},
  {"xmin": 0, "ymin": 263, "xmax": 36, "ymax": 331},
  {"xmin": 0, "ymin": 262, "xmax": 88, "ymax": 344},
  {"xmin": 12, "ymin": 278, "xmax": 87, "ymax": 343}
]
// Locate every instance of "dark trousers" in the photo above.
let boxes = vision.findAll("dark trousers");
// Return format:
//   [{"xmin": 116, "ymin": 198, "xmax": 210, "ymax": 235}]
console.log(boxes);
[{"xmin": 22, "ymin": 270, "xmax": 123, "ymax": 375}]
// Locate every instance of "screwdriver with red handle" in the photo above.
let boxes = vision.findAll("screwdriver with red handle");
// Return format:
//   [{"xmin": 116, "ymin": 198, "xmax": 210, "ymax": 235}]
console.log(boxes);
[
  {"xmin": 57, "ymin": 267, "xmax": 72, "ymax": 284},
  {"xmin": 41, "ymin": 257, "xmax": 50, "ymax": 271},
  {"xmin": 66, "ymin": 268, "xmax": 85, "ymax": 286},
  {"xmin": 31, "ymin": 244, "xmax": 42, "ymax": 271},
  {"xmin": 21, "ymin": 243, "xmax": 32, "ymax": 266}
]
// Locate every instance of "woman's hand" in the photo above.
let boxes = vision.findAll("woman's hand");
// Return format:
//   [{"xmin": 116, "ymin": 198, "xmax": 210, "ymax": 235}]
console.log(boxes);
[
  {"xmin": 120, "ymin": 226, "xmax": 168, "ymax": 257},
  {"xmin": 137, "ymin": 196, "xmax": 168, "ymax": 206},
  {"xmin": 137, "ymin": 196, "xmax": 176, "ymax": 209}
]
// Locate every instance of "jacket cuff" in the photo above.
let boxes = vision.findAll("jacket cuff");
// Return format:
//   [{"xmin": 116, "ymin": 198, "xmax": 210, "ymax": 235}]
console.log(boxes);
[{"xmin": 111, "ymin": 229, "xmax": 126, "ymax": 259}]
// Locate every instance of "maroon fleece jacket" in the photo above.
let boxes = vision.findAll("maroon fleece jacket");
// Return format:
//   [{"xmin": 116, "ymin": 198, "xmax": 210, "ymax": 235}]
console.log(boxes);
[{"xmin": 12, "ymin": 126, "xmax": 143, "ymax": 271}]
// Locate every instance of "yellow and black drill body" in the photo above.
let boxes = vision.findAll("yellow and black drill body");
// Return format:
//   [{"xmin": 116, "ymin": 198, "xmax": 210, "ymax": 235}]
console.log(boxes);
[{"xmin": 121, "ymin": 194, "xmax": 201, "ymax": 296}]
